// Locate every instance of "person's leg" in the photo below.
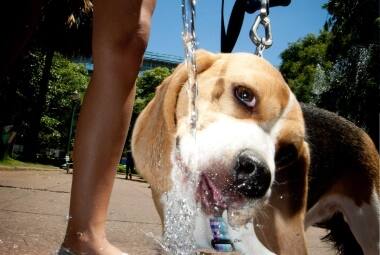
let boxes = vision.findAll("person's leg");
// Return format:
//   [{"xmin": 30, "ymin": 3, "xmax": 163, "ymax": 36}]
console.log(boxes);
[{"xmin": 62, "ymin": 0, "xmax": 156, "ymax": 254}]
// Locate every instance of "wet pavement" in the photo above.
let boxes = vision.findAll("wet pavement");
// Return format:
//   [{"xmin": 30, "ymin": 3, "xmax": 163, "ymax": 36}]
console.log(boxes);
[{"xmin": 0, "ymin": 169, "xmax": 334, "ymax": 255}]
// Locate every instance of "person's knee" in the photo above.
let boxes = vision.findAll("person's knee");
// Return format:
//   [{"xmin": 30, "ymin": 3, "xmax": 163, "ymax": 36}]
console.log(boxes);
[
  {"xmin": 93, "ymin": 0, "xmax": 155, "ymax": 60},
  {"xmin": 128, "ymin": 19, "xmax": 151, "ymax": 56}
]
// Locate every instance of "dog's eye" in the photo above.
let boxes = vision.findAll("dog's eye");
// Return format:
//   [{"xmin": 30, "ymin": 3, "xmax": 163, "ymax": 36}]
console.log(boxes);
[{"xmin": 234, "ymin": 86, "xmax": 256, "ymax": 108}]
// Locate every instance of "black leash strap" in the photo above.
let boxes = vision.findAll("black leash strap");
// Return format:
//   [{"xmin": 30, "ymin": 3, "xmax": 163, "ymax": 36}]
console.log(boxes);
[
  {"xmin": 221, "ymin": 0, "xmax": 291, "ymax": 53},
  {"xmin": 221, "ymin": 0, "xmax": 246, "ymax": 53}
]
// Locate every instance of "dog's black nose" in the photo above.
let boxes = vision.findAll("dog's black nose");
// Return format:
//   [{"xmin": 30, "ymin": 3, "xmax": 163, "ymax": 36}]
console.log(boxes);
[{"xmin": 234, "ymin": 150, "xmax": 271, "ymax": 199}]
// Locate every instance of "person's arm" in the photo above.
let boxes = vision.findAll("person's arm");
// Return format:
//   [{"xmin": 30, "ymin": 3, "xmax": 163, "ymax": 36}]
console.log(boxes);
[{"xmin": 62, "ymin": 0, "xmax": 156, "ymax": 254}]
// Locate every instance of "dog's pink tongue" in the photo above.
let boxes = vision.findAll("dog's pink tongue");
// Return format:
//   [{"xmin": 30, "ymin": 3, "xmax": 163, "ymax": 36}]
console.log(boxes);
[{"xmin": 196, "ymin": 174, "xmax": 227, "ymax": 216}]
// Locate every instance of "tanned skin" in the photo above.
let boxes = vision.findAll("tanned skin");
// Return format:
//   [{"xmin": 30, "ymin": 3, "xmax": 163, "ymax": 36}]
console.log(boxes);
[{"xmin": 62, "ymin": 0, "xmax": 156, "ymax": 254}]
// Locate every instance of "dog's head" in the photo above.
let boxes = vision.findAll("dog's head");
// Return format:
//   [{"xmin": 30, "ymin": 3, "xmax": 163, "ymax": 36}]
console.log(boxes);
[
  {"xmin": 170, "ymin": 51, "xmax": 308, "ymax": 218},
  {"xmin": 133, "ymin": 50, "xmax": 308, "ymax": 224}
]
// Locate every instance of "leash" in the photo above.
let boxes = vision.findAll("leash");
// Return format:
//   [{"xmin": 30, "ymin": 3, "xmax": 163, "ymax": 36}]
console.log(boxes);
[
  {"xmin": 250, "ymin": 0, "xmax": 272, "ymax": 57},
  {"xmin": 181, "ymin": 1, "xmax": 292, "ymax": 253},
  {"xmin": 213, "ymin": 1, "xmax": 293, "ymax": 252},
  {"xmin": 221, "ymin": 0, "xmax": 291, "ymax": 56}
]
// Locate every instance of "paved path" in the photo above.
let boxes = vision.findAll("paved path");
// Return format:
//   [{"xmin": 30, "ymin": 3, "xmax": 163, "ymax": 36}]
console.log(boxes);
[{"xmin": 0, "ymin": 170, "xmax": 334, "ymax": 255}]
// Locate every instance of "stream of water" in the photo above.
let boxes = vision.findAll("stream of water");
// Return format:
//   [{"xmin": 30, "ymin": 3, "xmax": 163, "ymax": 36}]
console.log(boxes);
[
  {"xmin": 181, "ymin": 0, "xmax": 199, "ymax": 138},
  {"xmin": 159, "ymin": 1, "xmax": 200, "ymax": 254}
]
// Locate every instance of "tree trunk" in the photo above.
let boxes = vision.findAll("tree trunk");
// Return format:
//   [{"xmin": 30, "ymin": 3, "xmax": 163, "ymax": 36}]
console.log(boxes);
[{"xmin": 23, "ymin": 48, "xmax": 54, "ymax": 161}]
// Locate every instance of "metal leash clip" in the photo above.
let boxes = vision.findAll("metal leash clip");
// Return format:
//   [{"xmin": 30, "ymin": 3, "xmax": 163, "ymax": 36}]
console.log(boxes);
[{"xmin": 249, "ymin": 0, "xmax": 272, "ymax": 57}]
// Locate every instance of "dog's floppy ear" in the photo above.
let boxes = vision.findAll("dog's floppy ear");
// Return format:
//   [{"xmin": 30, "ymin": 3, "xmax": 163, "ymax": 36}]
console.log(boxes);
[
  {"xmin": 132, "ymin": 50, "xmax": 219, "ymax": 195},
  {"xmin": 162, "ymin": 49, "xmax": 219, "ymax": 132},
  {"xmin": 274, "ymin": 95, "xmax": 308, "ymax": 172},
  {"xmin": 271, "ymin": 93, "xmax": 310, "ymax": 215},
  {"xmin": 254, "ymin": 95, "xmax": 310, "ymax": 254}
]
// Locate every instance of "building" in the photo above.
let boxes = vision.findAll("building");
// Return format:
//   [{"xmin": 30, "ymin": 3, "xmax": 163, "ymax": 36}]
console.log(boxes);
[
  {"xmin": 77, "ymin": 51, "xmax": 183, "ymax": 74},
  {"xmin": 140, "ymin": 51, "xmax": 183, "ymax": 73}
]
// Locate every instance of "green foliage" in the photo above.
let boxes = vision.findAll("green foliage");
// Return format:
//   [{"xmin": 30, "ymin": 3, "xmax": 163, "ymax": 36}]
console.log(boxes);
[
  {"xmin": 133, "ymin": 67, "xmax": 172, "ymax": 114},
  {"xmin": 0, "ymin": 155, "xmax": 57, "ymax": 169},
  {"xmin": 122, "ymin": 67, "xmax": 172, "ymax": 152},
  {"xmin": 39, "ymin": 53, "xmax": 89, "ymax": 153},
  {"xmin": 0, "ymin": 51, "xmax": 44, "ymax": 125},
  {"xmin": 46, "ymin": 53, "xmax": 88, "ymax": 114},
  {"xmin": 318, "ymin": 46, "xmax": 379, "ymax": 143},
  {"xmin": 39, "ymin": 116, "xmax": 62, "ymax": 147},
  {"xmin": 280, "ymin": 32, "xmax": 332, "ymax": 103},
  {"xmin": 0, "ymin": 50, "xmax": 89, "ymax": 161},
  {"xmin": 117, "ymin": 164, "xmax": 127, "ymax": 173},
  {"xmin": 322, "ymin": 0, "xmax": 379, "ymax": 145},
  {"xmin": 323, "ymin": 0, "xmax": 380, "ymax": 59},
  {"xmin": 280, "ymin": 0, "xmax": 379, "ymax": 147},
  {"xmin": 0, "ymin": 50, "xmax": 46, "ymax": 161}
]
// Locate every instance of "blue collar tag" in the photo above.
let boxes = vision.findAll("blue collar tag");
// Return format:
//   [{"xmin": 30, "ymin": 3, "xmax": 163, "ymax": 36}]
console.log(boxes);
[{"xmin": 210, "ymin": 217, "xmax": 235, "ymax": 252}]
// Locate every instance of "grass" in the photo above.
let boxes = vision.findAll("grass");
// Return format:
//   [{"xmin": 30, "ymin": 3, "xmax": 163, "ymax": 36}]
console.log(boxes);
[{"xmin": 0, "ymin": 156, "xmax": 57, "ymax": 169}]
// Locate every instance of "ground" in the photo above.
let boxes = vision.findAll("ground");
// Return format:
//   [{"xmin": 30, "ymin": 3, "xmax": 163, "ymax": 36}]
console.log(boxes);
[{"xmin": 0, "ymin": 169, "xmax": 334, "ymax": 255}]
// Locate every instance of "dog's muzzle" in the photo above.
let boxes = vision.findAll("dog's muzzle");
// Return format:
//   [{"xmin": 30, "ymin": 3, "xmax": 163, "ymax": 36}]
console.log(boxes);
[{"xmin": 234, "ymin": 150, "xmax": 271, "ymax": 199}]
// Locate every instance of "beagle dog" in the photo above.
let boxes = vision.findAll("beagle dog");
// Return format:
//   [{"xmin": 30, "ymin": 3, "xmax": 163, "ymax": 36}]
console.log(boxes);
[
  {"xmin": 302, "ymin": 104, "xmax": 379, "ymax": 255},
  {"xmin": 131, "ymin": 50, "xmax": 379, "ymax": 254}
]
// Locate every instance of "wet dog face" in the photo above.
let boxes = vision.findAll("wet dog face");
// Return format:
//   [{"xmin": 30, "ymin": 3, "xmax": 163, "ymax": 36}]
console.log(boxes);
[{"xmin": 174, "ymin": 53, "xmax": 298, "ymax": 218}]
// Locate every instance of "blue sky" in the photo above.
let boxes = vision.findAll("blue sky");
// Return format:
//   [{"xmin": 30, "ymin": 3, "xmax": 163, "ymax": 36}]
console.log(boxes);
[{"xmin": 146, "ymin": 0, "xmax": 329, "ymax": 67}]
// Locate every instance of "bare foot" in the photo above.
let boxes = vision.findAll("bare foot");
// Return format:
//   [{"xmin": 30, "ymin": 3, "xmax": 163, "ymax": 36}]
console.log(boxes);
[{"xmin": 61, "ymin": 231, "xmax": 127, "ymax": 255}]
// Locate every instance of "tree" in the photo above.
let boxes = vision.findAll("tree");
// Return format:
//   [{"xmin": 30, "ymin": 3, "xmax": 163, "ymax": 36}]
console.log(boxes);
[
  {"xmin": 0, "ymin": 0, "xmax": 93, "ymax": 161},
  {"xmin": 323, "ymin": 0, "xmax": 380, "ymax": 59},
  {"xmin": 1, "ymin": 0, "xmax": 93, "ymax": 76},
  {"xmin": 133, "ymin": 67, "xmax": 172, "ymax": 115},
  {"xmin": 280, "ymin": 31, "xmax": 332, "ymax": 103},
  {"xmin": 124, "ymin": 67, "xmax": 172, "ymax": 152},
  {"xmin": 39, "ymin": 53, "xmax": 88, "ymax": 160},
  {"xmin": 280, "ymin": 0, "xmax": 379, "ymax": 148},
  {"xmin": 321, "ymin": 0, "xmax": 379, "ymax": 147},
  {"xmin": 0, "ymin": 50, "xmax": 44, "ymax": 160},
  {"xmin": 0, "ymin": 51, "xmax": 89, "ymax": 162},
  {"xmin": 21, "ymin": 0, "xmax": 93, "ymax": 160}
]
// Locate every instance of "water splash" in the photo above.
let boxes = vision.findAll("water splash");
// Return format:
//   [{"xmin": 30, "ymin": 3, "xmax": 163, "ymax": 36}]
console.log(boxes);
[
  {"xmin": 143, "ymin": 231, "xmax": 166, "ymax": 250},
  {"xmin": 181, "ymin": 0, "xmax": 199, "ymax": 138},
  {"xmin": 159, "ymin": 2, "xmax": 202, "ymax": 254},
  {"xmin": 162, "ymin": 185, "xmax": 197, "ymax": 254},
  {"xmin": 160, "ymin": 150, "xmax": 201, "ymax": 254},
  {"xmin": 311, "ymin": 64, "xmax": 328, "ymax": 101},
  {"xmin": 312, "ymin": 46, "xmax": 372, "ymax": 104}
]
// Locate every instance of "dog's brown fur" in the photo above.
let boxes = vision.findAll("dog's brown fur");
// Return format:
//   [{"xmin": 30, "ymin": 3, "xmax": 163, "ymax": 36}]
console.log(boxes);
[{"xmin": 132, "ymin": 50, "xmax": 310, "ymax": 254}]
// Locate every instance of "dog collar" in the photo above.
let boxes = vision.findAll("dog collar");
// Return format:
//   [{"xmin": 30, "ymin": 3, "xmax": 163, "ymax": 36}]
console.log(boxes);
[{"xmin": 210, "ymin": 217, "xmax": 235, "ymax": 252}]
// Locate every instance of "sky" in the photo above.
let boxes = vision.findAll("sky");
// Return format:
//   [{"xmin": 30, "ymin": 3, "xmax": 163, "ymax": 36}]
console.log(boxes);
[{"xmin": 146, "ymin": 0, "xmax": 330, "ymax": 67}]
